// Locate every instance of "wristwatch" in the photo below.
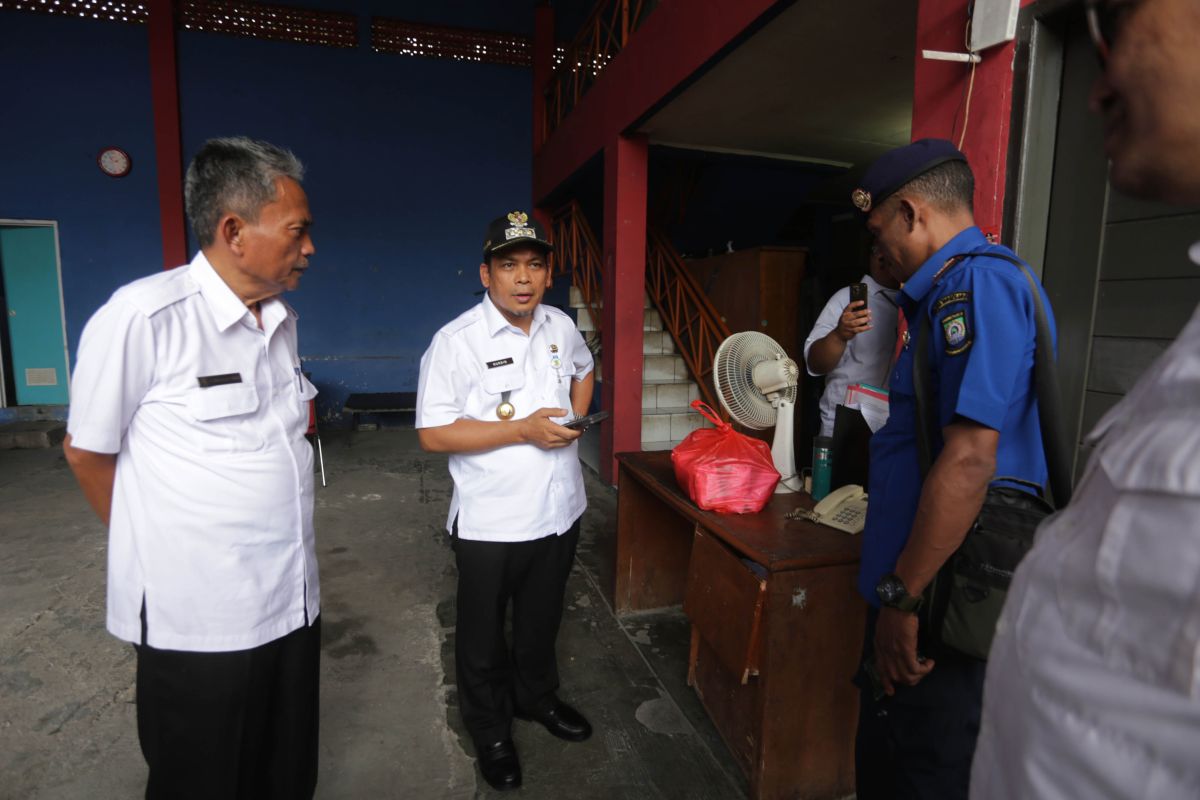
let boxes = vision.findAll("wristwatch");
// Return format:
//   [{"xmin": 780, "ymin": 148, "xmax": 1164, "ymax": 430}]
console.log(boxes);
[{"xmin": 875, "ymin": 573, "xmax": 923, "ymax": 613}]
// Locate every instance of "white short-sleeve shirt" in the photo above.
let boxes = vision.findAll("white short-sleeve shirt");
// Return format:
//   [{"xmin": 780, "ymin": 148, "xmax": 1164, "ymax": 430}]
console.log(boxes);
[
  {"xmin": 803, "ymin": 273, "xmax": 898, "ymax": 436},
  {"xmin": 67, "ymin": 252, "xmax": 320, "ymax": 652},
  {"xmin": 416, "ymin": 294, "xmax": 594, "ymax": 542},
  {"xmin": 970, "ymin": 244, "xmax": 1200, "ymax": 799}
]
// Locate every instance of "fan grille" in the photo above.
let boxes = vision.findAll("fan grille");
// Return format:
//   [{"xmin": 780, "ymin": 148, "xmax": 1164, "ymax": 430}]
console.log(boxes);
[{"xmin": 713, "ymin": 332, "xmax": 799, "ymax": 430}]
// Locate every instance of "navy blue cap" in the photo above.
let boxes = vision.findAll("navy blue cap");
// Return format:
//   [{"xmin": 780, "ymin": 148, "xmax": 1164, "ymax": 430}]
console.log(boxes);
[{"xmin": 851, "ymin": 138, "xmax": 967, "ymax": 214}]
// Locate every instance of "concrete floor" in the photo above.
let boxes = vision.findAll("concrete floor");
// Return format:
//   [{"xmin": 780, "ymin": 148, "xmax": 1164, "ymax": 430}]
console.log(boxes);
[{"xmin": 0, "ymin": 430, "xmax": 750, "ymax": 800}]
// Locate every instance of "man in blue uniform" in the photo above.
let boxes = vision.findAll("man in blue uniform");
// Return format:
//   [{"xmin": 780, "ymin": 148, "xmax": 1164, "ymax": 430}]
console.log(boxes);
[{"xmin": 849, "ymin": 139, "xmax": 1056, "ymax": 799}]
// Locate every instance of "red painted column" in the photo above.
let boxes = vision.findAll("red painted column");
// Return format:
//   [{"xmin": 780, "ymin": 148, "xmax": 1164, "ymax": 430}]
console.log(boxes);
[
  {"xmin": 600, "ymin": 133, "xmax": 648, "ymax": 484},
  {"xmin": 148, "ymin": 0, "xmax": 187, "ymax": 269},
  {"xmin": 911, "ymin": 0, "xmax": 1038, "ymax": 239},
  {"xmin": 532, "ymin": 2, "xmax": 554, "ymax": 154},
  {"xmin": 532, "ymin": 205, "xmax": 554, "ymax": 275},
  {"xmin": 532, "ymin": 0, "xmax": 779, "ymax": 203}
]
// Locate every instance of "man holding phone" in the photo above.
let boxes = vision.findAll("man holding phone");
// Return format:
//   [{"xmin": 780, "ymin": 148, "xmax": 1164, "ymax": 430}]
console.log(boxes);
[
  {"xmin": 416, "ymin": 210, "xmax": 595, "ymax": 792},
  {"xmin": 804, "ymin": 247, "xmax": 901, "ymax": 435}
]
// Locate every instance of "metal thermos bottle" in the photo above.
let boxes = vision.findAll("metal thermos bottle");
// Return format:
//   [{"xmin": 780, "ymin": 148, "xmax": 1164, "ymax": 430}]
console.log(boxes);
[{"xmin": 811, "ymin": 436, "xmax": 833, "ymax": 501}]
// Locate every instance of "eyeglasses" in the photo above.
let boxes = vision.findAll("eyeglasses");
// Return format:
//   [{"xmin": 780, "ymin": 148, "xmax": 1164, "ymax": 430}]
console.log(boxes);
[{"xmin": 1085, "ymin": 0, "xmax": 1138, "ymax": 64}]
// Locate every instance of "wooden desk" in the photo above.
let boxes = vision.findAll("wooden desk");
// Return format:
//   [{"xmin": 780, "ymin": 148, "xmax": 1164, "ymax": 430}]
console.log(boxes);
[{"xmin": 615, "ymin": 451, "xmax": 863, "ymax": 800}]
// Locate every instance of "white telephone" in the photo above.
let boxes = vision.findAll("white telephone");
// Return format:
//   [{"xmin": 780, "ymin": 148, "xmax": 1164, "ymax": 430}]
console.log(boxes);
[{"xmin": 789, "ymin": 484, "xmax": 868, "ymax": 534}]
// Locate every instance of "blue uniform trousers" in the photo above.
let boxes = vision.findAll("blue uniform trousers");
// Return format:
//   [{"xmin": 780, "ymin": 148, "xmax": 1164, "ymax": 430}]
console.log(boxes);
[{"xmin": 854, "ymin": 607, "xmax": 986, "ymax": 800}]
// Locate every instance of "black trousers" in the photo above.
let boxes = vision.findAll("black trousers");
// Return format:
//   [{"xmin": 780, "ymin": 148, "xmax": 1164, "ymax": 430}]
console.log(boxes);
[
  {"xmin": 134, "ymin": 617, "xmax": 321, "ymax": 800},
  {"xmin": 854, "ymin": 608, "xmax": 986, "ymax": 800},
  {"xmin": 453, "ymin": 520, "xmax": 581, "ymax": 748}
]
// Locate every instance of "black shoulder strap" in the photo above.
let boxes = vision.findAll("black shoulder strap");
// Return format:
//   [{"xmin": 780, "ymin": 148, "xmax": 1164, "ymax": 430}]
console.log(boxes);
[{"xmin": 912, "ymin": 251, "xmax": 1073, "ymax": 507}]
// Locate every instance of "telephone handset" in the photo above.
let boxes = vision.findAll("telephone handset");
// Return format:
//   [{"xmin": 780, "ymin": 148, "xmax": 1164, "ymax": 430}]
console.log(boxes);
[{"xmin": 788, "ymin": 484, "xmax": 868, "ymax": 534}]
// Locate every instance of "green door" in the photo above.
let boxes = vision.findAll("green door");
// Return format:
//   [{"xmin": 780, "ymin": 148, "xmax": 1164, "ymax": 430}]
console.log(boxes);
[{"xmin": 0, "ymin": 225, "xmax": 70, "ymax": 406}]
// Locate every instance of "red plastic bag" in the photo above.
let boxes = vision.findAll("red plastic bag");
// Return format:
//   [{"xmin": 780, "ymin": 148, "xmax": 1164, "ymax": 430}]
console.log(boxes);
[{"xmin": 671, "ymin": 400, "xmax": 780, "ymax": 514}]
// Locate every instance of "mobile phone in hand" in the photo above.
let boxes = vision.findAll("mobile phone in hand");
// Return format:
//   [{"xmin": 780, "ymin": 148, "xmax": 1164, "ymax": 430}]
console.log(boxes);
[
  {"xmin": 849, "ymin": 282, "xmax": 868, "ymax": 310},
  {"xmin": 562, "ymin": 410, "xmax": 610, "ymax": 431}
]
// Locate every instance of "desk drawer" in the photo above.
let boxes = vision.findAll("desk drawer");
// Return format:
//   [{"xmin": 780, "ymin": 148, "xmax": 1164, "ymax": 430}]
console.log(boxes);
[{"xmin": 683, "ymin": 526, "xmax": 767, "ymax": 684}]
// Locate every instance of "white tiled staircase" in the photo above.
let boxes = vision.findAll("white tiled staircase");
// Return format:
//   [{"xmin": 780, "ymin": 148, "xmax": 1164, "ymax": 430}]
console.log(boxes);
[{"xmin": 570, "ymin": 287, "xmax": 712, "ymax": 454}]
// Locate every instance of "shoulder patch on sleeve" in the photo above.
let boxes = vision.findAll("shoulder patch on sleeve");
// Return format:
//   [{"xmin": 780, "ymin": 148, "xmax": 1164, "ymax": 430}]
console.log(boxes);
[
  {"xmin": 933, "ymin": 290, "xmax": 971, "ymax": 313},
  {"xmin": 441, "ymin": 305, "xmax": 483, "ymax": 336},
  {"xmin": 941, "ymin": 309, "xmax": 972, "ymax": 356},
  {"xmin": 117, "ymin": 267, "xmax": 198, "ymax": 317}
]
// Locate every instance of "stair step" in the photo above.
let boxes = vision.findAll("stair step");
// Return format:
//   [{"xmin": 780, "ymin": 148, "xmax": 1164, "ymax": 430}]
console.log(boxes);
[
  {"xmin": 576, "ymin": 306, "xmax": 661, "ymax": 333},
  {"xmin": 642, "ymin": 330, "xmax": 675, "ymax": 355},
  {"xmin": 641, "ymin": 382, "xmax": 699, "ymax": 410},
  {"xmin": 568, "ymin": 286, "xmax": 652, "ymax": 310},
  {"xmin": 643, "ymin": 354, "xmax": 688, "ymax": 382},
  {"xmin": 641, "ymin": 408, "xmax": 712, "ymax": 443},
  {"xmin": 0, "ymin": 420, "xmax": 67, "ymax": 449}
]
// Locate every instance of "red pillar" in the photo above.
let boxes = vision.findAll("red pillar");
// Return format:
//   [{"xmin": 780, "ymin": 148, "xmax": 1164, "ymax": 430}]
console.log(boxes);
[
  {"xmin": 532, "ymin": 2, "xmax": 554, "ymax": 154},
  {"xmin": 532, "ymin": 206, "xmax": 554, "ymax": 276},
  {"xmin": 148, "ymin": 0, "xmax": 187, "ymax": 269},
  {"xmin": 600, "ymin": 134, "xmax": 648, "ymax": 484},
  {"xmin": 911, "ymin": 0, "xmax": 1039, "ymax": 238}
]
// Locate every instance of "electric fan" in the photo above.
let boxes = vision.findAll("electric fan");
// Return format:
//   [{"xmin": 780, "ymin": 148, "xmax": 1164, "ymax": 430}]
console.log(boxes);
[{"xmin": 712, "ymin": 332, "xmax": 801, "ymax": 493}]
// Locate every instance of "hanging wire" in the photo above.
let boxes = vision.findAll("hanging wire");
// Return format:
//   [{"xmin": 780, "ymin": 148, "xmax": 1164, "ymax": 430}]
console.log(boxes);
[{"xmin": 956, "ymin": 15, "xmax": 978, "ymax": 150}]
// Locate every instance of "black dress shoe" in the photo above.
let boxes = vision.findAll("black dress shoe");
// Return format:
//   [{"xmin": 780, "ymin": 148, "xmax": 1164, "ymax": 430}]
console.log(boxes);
[
  {"xmin": 477, "ymin": 738, "xmax": 522, "ymax": 792},
  {"xmin": 515, "ymin": 699, "xmax": 593, "ymax": 742}
]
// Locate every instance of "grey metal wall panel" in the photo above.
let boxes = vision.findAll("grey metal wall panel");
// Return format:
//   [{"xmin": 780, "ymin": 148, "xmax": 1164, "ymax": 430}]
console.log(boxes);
[
  {"xmin": 1086, "ymin": 337, "xmax": 1171, "ymax": 394},
  {"xmin": 1093, "ymin": 279, "xmax": 1200, "ymax": 338},
  {"xmin": 1079, "ymin": 389, "xmax": 1121, "ymax": 435},
  {"xmin": 1107, "ymin": 190, "xmax": 1200, "ymax": 223},
  {"xmin": 1101, "ymin": 215, "xmax": 1200, "ymax": 280}
]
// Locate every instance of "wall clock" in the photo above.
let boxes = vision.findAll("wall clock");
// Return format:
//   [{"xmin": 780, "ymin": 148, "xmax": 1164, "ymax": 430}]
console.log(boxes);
[{"xmin": 97, "ymin": 147, "xmax": 132, "ymax": 178}]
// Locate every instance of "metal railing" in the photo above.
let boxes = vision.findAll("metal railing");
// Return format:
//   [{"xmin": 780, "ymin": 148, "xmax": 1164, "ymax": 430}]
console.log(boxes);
[
  {"xmin": 543, "ymin": 0, "xmax": 656, "ymax": 139},
  {"xmin": 549, "ymin": 200, "xmax": 730, "ymax": 417},
  {"xmin": 645, "ymin": 229, "xmax": 730, "ymax": 414},
  {"xmin": 549, "ymin": 201, "xmax": 605, "ymax": 345}
]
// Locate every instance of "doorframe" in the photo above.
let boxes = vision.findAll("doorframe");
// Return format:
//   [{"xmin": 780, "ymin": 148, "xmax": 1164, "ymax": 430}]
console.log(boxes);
[
  {"xmin": 1003, "ymin": 0, "xmax": 1076, "ymax": 275},
  {"xmin": 0, "ymin": 219, "xmax": 71, "ymax": 407},
  {"xmin": 1002, "ymin": 0, "xmax": 1109, "ymax": 477}
]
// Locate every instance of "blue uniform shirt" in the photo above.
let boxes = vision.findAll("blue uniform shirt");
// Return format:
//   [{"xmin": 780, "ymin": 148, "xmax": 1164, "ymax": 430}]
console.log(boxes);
[{"xmin": 858, "ymin": 226, "xmax": 1057, "ymax": 604}]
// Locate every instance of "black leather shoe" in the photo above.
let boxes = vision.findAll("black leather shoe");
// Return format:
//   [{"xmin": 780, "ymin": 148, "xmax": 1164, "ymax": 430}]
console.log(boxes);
[
  {"xmin": 477, "ymin": 738, "xmax": 522, "ymax": 792},
  {"xmin": 515, "ymin": 699, "xmax": 593, "ymax": 742}
]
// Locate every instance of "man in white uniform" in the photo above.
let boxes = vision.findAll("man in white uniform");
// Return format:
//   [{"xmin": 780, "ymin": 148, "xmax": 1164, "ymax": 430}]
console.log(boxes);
[
  {"xmin": 971, "ymin": 2, "xmax": 1200, "ymax": 797},
  {"xmin": 416, "ymin": 211, "xmax": 595, "ymax": 792},
  {"xmin": 63, "ymin": 137, "xmax": 320, "ymax": 799},
  {"xmin": 804, "ymin": 248, "xmax": 900, "ymax": 436}
]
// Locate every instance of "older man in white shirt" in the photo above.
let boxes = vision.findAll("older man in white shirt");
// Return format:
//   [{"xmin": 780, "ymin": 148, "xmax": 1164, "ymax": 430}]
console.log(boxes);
[
  {"xmin": 64, "ymin": 137, "xmax": 319, "ymax": 800},
  {"xmin": 971, "ymin": 2, "xmax": 1200, "ymax": 797}
]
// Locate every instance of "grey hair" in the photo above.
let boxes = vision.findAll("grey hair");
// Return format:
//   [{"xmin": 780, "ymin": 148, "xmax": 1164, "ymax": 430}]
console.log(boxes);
[
  {"xmin": 900, "ymin": 159, "xmax": 975, "ymax": 214},
  {"xmin": 184, "ymin": 137, "xmax": 305, "ymax": 247}
]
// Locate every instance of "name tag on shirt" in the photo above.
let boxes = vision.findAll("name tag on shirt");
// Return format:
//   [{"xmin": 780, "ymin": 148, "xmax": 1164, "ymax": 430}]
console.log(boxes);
[
  {"xmin": 197, "ymin": 373, "xmax": 243, "ymax": 388},
  {"xmin": 486, "ymin": 357, "xmax": 514, "ymax": 369}
]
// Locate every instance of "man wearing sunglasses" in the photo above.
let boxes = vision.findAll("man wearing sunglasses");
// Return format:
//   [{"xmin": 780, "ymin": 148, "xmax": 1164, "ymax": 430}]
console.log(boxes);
[{"xmin": 971, "ymin": 1, "xmax": 1200, "ymax": 797}]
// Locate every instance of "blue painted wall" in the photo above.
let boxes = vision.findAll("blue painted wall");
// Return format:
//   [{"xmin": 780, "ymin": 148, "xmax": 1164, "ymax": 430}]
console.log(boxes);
[
  {"xmin": 0, "ymin": 13, "xmax": 162, "ymax": 357},
  {"xmin": 0, "ymin": 6, "xmax": 534, "ymax": 423}
]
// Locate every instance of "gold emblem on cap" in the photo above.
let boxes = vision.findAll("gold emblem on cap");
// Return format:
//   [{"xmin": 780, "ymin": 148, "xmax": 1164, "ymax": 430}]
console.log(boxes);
[
  {"xmin": 507, "ymin": 211, "xmax": 529, "ymax": 226},
  {"xmin": 851, "ymin": 188, "xmax": 872, "ymax": 213},
  {"xmin": 497, "ymin": 401, "xmax": 515, "ymax": 420}
]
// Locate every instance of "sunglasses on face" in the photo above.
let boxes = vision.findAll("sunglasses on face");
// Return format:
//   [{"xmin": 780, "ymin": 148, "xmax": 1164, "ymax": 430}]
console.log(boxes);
[{"xmin": 1085, "ymin": 0, "xmax": 1139, "ymax": 64}]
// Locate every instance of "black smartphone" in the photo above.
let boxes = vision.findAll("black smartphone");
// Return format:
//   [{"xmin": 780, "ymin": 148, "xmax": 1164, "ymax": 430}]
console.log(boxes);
[
  {"xmin": 562, "ymin": 410, "xmax": 610, "ymax": 430},
  {"xmin": 849, "ymin": 282, "xmax": 869, "ymax": 310}
]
